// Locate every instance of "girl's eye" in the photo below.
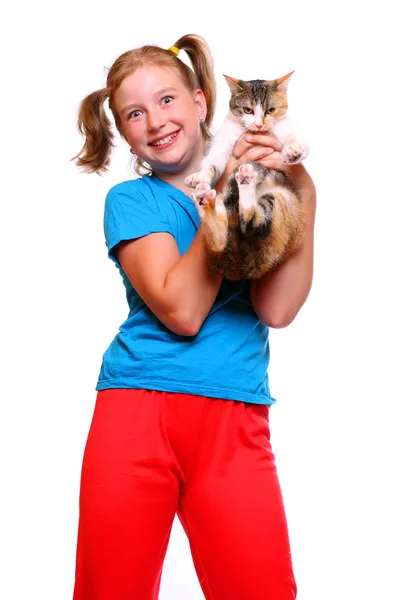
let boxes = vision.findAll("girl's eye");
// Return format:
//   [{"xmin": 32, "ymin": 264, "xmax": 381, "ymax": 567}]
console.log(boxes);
[
  {"xmin": 162, "ymin": 96, "xmax": 174, "ymax": 105},
  {"xmin": 265, "ymin": 108, "xmax": 275, "ymax": 115},
  {"xmin": 129, "ymin": 110, "xmax": 142, "ymax": 119},
  {"xmin": 243, "ymin": 107, "xmax": 254, "ymax": 114}
]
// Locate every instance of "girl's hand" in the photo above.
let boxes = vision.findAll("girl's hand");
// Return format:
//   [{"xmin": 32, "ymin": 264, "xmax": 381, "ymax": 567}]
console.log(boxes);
[
  {"xmin": 215, "ymin": 133, "xmax": 315, "ymax": 198},
  {"xmin": 214, "ymin": 133, "xmax": 276, "ymax": 193},
  {"xmin": 242, "ymin": 133, "xmax": 315, "ymax": 195},
  {"xmin": 233, "ymin": 132, "xmax": 283, "ymax": 168}
]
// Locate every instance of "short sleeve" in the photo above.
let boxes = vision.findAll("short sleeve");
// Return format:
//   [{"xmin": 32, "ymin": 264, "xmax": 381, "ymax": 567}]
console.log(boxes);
[{"xmin": 103, "ymin": 181, "xmax": 176, "ymax": 266}]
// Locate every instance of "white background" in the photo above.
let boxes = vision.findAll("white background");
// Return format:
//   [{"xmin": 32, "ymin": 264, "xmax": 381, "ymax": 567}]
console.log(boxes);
[{"xmin": 1, "ymin": 1, "xmax": 417, "ymax": 598}]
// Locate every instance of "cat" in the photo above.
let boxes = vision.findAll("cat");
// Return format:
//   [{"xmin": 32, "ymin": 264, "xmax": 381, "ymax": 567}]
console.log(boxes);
[{"xmin": 184, "ymin": 71, "xmax": 310, "ymax": 280}]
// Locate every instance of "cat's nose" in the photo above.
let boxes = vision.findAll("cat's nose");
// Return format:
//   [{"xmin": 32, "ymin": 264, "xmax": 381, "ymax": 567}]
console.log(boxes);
[{"xmin": 255, "ymin": 123, "xmax": 263, "ymax": 129}]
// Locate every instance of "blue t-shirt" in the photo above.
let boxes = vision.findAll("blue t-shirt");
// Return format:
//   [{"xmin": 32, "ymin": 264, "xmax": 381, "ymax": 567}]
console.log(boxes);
[{"xmin": 96, "ymin": 174, "xmax": 275, "ymax": 405}]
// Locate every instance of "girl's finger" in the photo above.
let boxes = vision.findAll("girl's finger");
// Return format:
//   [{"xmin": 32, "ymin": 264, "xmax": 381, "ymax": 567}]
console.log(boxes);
[
  {"xmin": 239, "ymin": 146, "xmax": 275, "ymax": 163},
  {"xmin": 245, "ymin": 134, "xmax": 283, "ymax": 152},
  {"xmin": 233, "ymin": 137, "xmax": 253, "ymax": 160},
  {"xmin": 257, "ymin": 159, "xmax": 285, "ymax": 171},
  {"xmin": 257, "ymin": 152, "xmax": 290, "ymax": 173}
]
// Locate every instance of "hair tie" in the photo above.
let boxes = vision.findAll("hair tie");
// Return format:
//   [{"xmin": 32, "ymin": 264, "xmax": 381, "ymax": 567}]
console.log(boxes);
[{"xmin": 168, "ymin": 45, "xmax": 180, "ymax": 56}]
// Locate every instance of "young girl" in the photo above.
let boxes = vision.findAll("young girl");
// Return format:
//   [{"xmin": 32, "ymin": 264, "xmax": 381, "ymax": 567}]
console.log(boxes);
[{"xmin": 72, "ymin": 33, "xmax": 316, "ymax": 600}]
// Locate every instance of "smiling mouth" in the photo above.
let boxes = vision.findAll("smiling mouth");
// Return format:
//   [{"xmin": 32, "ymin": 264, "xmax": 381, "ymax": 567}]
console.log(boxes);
[{"xmin": 149, "ymin": 131, "xmax": 180, "ymax": 147}]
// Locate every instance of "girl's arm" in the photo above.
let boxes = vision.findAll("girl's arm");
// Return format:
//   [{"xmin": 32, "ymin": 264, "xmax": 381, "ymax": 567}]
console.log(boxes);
[
  {"xmin": 116, "ymin": 228, "xmax": 222, "ymax": 337},
  {"xmin": 250, "ymin": 184, "xmax": 316, "ymax": 327},
  {"xmin": 224, "ymin": 132, "xmax": 317, "ymax": 327}
]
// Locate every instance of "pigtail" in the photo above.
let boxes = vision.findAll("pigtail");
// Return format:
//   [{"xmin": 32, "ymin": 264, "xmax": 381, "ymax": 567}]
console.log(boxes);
[
  {"xmin": 72, "ymin": 88, "xmax": 114, "ymax": 175},
  {"xmin": 173, "ymin": 34, "xmax": 217, "ymax": 137}
]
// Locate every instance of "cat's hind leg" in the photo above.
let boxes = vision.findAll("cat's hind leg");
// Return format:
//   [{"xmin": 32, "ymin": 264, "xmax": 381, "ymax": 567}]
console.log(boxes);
[
  {"xmin": 236, "ymin": 164, "xmax": 266, "ymax": 233},
  {"xmin": 191, "ymin": 183, "xmax": 228, "ymax": 253}
]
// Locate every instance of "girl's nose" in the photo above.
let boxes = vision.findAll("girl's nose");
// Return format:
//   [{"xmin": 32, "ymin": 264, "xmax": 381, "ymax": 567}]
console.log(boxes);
[{"xmin": 147, "ymin": 110, "xmax": 166, "ymax": 131}]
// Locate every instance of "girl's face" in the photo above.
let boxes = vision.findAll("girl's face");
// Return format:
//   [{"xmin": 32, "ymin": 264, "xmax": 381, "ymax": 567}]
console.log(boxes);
[{"xmin": 114, "ymin": 66, "xmax": 207, "ymax": 175}]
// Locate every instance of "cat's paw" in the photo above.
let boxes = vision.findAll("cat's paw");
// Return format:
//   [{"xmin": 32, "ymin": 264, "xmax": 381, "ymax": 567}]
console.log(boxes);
[
  {"xmin": 191, "ymin": 183, "xmax": 216, "ymax": 218},
  {"xmin": 235, "ymin": 163, "xmax": 257, "ymax": 186},
  {"xmin": 185, "ymin": 170, "xmax": 212, "ymax": 188},
  {"xmin": 282, "ymin": 143, "xmax": 309, "ymax": 165},
  {"xmin": 194, "ymin": 183, "xmax": 216, "ymax": 206}
]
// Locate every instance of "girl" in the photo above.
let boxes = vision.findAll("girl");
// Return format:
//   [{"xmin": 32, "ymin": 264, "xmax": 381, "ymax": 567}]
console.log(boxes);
[{"xmin": 72, "ymin": 33, "xmax": 316, "ymax": 600}]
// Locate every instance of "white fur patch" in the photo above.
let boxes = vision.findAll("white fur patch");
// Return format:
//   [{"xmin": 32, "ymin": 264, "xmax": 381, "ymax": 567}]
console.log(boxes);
[
  {"xmin": 271, "ymin": 117, "xmax": 310, "ymax": 152},
  {"xmin": 238, "ymin": 186, "xmax": 257, "ymax": 210},
  {"xmin": 215, "ymin": 202, "xmax": 227, "ymax": 215},
  {"xmin": 200, "ymin": 115, "xmax": 243, "ymax": 175},
  {"xmin": 254, "ymin": 104, "xmax": 264, "ymax": 129}
]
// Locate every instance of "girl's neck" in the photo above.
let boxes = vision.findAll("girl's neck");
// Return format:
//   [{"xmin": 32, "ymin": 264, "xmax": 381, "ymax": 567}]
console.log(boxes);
[{"xmin": 153, "ymin": 142, "xmax": 206, "ymax": 197}]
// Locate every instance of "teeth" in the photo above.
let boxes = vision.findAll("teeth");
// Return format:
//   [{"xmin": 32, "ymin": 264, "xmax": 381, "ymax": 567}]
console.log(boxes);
[{"xmin": 152, "ymin": 132, "xmax": 177, "ymax": 146}]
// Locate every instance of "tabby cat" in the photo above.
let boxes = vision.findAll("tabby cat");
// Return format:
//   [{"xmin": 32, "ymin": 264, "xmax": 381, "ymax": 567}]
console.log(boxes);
[{"xmin": 185, "ymin": 71, "xmax": 309, "ymax": 280}]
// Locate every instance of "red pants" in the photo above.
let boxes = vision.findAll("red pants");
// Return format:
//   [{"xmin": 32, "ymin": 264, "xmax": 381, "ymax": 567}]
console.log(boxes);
[{"xmin": 72, "ymin": 389, "xmax": 297, "ymax": 599}]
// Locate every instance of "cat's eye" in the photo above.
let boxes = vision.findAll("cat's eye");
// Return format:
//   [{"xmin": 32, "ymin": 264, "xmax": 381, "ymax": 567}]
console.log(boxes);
[
  {"xmin": 243, "ymin": 107, "xmax": 254, "ymax": 114},
  {"xmin": 265, "ymin": 108, "xmax": 275, "ymax": 115}
]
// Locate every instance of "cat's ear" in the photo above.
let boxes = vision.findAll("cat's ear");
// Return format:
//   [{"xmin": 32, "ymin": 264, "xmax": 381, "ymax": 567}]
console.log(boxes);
[
  {"xmin": 223, "ymin": 75, "xmax": 243, "ymax": 94},
  {"xmin": 273, "ymin": 71, "xmax": 295, "ymax": 93}
]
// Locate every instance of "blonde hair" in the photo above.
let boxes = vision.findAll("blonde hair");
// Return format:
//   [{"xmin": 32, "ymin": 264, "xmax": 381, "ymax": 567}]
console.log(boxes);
[{"xmin": 73, "ymin": 34, "xmax": 216, "ymax": 176}]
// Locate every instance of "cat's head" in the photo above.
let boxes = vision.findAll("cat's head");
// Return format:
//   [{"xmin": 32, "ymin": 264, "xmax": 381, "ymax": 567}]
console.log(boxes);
[{"xmin": 224, "ymin": 72, "xmax": 294, "ymax": 132}]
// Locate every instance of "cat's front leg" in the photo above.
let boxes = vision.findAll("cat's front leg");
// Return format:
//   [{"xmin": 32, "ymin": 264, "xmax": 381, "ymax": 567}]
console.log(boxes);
[
  {"xmin": 281, "ymin": 138, "xmax": 310, "ymax": 165},
  {"xmin": 191, "ymin": 183, "xmax": 228, "ymax": 252},
  {"xmin": 185, "ymin": 117, "xmax": 242, "ymax": 189},
  {"xmin": 185, "ymin": 166, "xmax": 219, "ymax": 189},
  {"xmin": 185, "ymin": 152, "xmax": 231, "ymax": 190},
  {"xmin": 272, "ymin": 120, "xmax": 310, "ymax": 165}
]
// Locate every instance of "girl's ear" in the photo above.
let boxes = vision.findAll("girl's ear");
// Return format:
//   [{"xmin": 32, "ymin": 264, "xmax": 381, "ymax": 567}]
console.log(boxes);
[{"xmin": 194, "ymin": 89, "xmax": 207, "ymax": 122}]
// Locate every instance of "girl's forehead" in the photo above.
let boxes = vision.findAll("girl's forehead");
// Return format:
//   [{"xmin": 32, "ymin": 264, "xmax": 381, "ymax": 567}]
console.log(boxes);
[{"xmin": 116, "ymin": 66, "xmax": 185, "ymax": 101}]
